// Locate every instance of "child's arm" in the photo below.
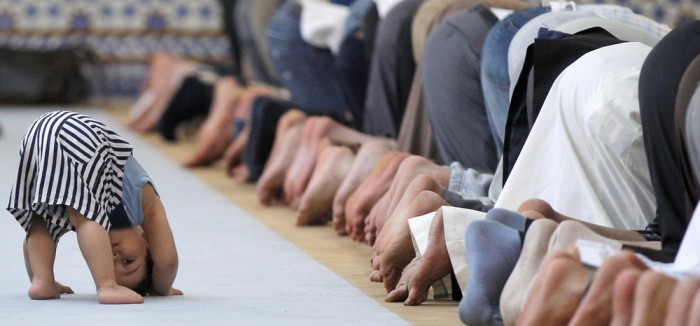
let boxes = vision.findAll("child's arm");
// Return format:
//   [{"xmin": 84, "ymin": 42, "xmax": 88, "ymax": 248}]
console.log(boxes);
[{"xmin": 141, "ymin": 183, "xmax": 180, "ymax": 296}]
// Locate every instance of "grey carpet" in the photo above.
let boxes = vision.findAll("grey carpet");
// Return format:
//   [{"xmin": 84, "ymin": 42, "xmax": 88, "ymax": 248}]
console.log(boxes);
[{"xmin": 0, "ymin": 107, "xmax": 407, "ymax": 325}]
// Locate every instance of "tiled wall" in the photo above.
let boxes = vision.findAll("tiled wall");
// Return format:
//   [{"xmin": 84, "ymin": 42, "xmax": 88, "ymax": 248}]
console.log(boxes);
[
  {"xmin": 577, "ymin": 0, "xmax": 699, "ymax": 27},
  {"xmin": 0, "ymin": 0, "xmax": 696, "ymax": 97},
  {"xmin": 0, "ymin": 0, "xmax": 231, "ymax": 97}
]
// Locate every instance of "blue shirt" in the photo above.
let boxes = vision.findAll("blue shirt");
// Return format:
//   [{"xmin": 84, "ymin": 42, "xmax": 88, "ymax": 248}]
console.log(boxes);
[{"xmin": 109, "ymin": 155, "xmax": 154, "ymax": 229}]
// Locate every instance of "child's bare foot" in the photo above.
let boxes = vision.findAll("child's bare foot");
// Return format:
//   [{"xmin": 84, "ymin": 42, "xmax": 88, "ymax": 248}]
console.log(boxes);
[
  {"xmin": 97, "ymin": 285, "xmax": 144, "ymax": 304},
  {"xmin": 56, "ymin": 281, "xmax": 74, "ymax": 295},
  {"xmin": 297, "ymin": 145, "xmax": 355, "ymax": 225},
  {"xmin": 385, "ymin": 211, "xmax": 451, "ymax": 305},
  {"xmin": 28, "ymin": 280, "xmax": 73, "ymax": 300},
  {"xmin": 332, "ymin": 140, "xmax": 396, "ymax": 235},
  {"xmin": 184, "ymin": 77, "xmax": 243, "ymax": 167}
]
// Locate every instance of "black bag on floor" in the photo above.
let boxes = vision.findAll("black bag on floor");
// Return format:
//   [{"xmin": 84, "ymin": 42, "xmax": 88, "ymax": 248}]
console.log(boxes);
[{"xmin": 0, "ymin": 46, "xmax": 91, "ymax": 104}]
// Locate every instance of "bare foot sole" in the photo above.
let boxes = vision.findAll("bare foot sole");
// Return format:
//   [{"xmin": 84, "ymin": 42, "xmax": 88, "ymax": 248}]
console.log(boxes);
[
  {"xmin": 297, "ymin": 145, "xmax": 355, "ymax": 225},
  {"xmin": 346, "ymin": 152, "xmax": 410, "ymax": 242},
  {"xmin": 332, "ymin": 139, "xmax": 396, "ymax": 235},
  {"xmin": 184, "ymin": 77, "xmax": 242, "ymax": 167},
  {"xmin": 255, "ymin": 110, "xmax": 307, "ymax": 204},
  {"xmin": 385, "ymin": 212, "xmax": 452, "ymax": 305},
  {"xmin": 129, "ymin": 54, "xmax": 198, "ymax": 133},
  {"xmin": 377, "ymin": 190, "xmax": 447, "ymax": 292},
  {"xmin": 284, "ymin": 116, "xmax": 374, "ymax": 208}
]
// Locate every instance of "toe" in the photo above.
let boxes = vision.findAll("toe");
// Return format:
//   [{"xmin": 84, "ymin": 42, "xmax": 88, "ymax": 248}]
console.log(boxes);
[
  {"xmin": 370, "ymin": 270, "xmax": 383, "ymax": 282},
  {"xmin": 385, "ymin": 284, "xmax": 408, "ymax": 302}
]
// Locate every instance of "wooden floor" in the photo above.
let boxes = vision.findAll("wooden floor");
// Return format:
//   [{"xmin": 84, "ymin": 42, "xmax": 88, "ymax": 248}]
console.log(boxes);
[{"xmin": 105, "ymin": 105, "xmax": 460, "ymax": 325}]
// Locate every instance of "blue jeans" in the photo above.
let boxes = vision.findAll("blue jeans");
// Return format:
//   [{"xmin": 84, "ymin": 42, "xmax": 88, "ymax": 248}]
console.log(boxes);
[
  {"xmin": 480, "ymin": 7, "xmax": 548, "ymax": 154},
  {"xmin": 334, "ymin": 0, "xmax": 375, "ymax": 129},
  {"xmin": 266, "ymin": 0, "xmax": 350, "ymax": 119}
]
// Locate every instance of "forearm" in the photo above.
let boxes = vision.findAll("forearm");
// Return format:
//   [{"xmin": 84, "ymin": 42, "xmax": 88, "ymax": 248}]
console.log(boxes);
[
  {"xmin": 142, "ymin": 184, "xmax": 179, "ymax": 295},
  {"xmin": 152, "ymin": 261, "xmax": 179, "ymax": 295}
]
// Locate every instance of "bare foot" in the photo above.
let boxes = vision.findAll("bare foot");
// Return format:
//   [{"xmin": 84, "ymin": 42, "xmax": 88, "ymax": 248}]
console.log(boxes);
[
  {"xmin": 221, "ymin": 85, "xmax": 276, "ymax": 173},
  {"xmin": 28, "ymin": 279, "xmax": 73, "ymax": 300},
  {"xmin": 627, "ymin": 270, "xmax": 676, "ymax": 326},
  {"xmin": 664, "ymin": 277, "xmax": 700, "ymax": 326},
  {"xmin": 370, "ymin": 173, "xmax": 445, "ymax": 250},
  {"xmin": 184, "ymin": 77, "xmax": 243, "ymax": 167},
  {"xmin": 374, "ymin": 188, "xmax": 446, "ymax": 291},
  {"xmin": 569, "ymin": 251, "xmax": 647, "ymax": 326},
  {"xmin": 611, "ymin": 269, "xmax": 642, "ymax": 326},
  {"xmin": 380, "ymin": 156, "xmax": 450, "ymax": 234},
  {"xmin": 345, "ymin": 152, "xmax": 410, "ymax": 242},
  {"xmin": 256, "ymin": 110, "xmax": 307, "ymax": 206},
  {"xmin": 129, "ymin": 53, "xmax": 198, "ymax": 133},
  {"xmin": 332, "ymin": 139, "xmax": 396, "ymax": 235},
  {"xmin": 129, "ymin": 53, "xmax": 176, "ymax": 127},
  {"xmin": 97, "ymin": 285, "xmax": 144, "ymax": 304},
  {"xmin": 500, "ymin": 218, "xmax": 559, "ymax": 326},
  {"xmin": 364, "ymin": 192, "xmax": 391, "ymax": 246},
  {"xmin": 223, "ymin": 126, "xmax": 250, "ymax": 178},
  {"xmin": 231, "ymin": 164, "xmax": 251, "ymax": 183},
  {"xmin": 385, "ymin": 211, "xmax": 452, "ymax": 305},
  {"xmin": 284, "ymin": 116, "xmax": 374, "ymax": 208},
  {"xmin": 296, "ymin": 145, "xmax": 355, "ymax": 225},
  {"xmin": 517, "ymin": 250, "xmax": 591, "ymax": 326}
]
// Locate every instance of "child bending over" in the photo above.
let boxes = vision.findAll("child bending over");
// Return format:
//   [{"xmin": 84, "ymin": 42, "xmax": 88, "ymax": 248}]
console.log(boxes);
[{"xmin": 7, "ymin": 111, "xmax": 181, "ymax": 304}]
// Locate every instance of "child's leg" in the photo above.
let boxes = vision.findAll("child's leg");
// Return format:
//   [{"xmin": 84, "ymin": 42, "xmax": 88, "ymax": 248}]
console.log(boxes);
[
  {"xmin": 24, "ymin": 238, "xmax": 74, "ymax": 298},
  {"xmin": 66, "ymin": 208, "xmax": 143, "ymax": 304},
  {"xmin": 24, "ymin": 215, "xmax": 62, "ymax": 300}
]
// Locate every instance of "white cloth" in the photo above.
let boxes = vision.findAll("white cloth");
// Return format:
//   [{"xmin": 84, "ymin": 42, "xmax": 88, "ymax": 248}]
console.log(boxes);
[
  {"xmin": 497, "ymin": 42, "xmax": 655, "ymax": 230},
  {"xmin": 555, "ymin": 16, "xmax": 662, "ymax": 47},
  {"xmin": 490, "ymin": 8, "xmax": 513, "ymax": 21},
  {"xmin": 299, "ymin": 0, "xmax": 350, "ymax": 54},
  {"xmin": 374, "ymin": 0, "xmax": 407, "ymax": 18},
  {"xmin": 407, "ymin": 211, "xmax": 454, "ymax": 298},
  {"xmin": 407, "ymin": 207, "xmax": 485, "ymax": 295},
  {"xmin": 443, "ymin": 207, "xmax": 485, "ymax": 292},
  {"xmin": 579, "ymin": 203, "xmax": 700, "ymax": 280},
  {"xmin": 508, "ymin": 5, "xmax": 670, "ymax": 99}
]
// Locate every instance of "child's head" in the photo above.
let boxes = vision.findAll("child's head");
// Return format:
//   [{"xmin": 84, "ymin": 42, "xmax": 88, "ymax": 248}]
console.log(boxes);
[{"xmin": 109, "ymin": 227, "xmax": 153, "ymax": 294}]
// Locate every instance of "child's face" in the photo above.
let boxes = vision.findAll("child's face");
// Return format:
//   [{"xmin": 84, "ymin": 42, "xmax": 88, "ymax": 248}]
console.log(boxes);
[{"xmin": 109, "ymin": 228, "xmax": 149, "ymax": 290}]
